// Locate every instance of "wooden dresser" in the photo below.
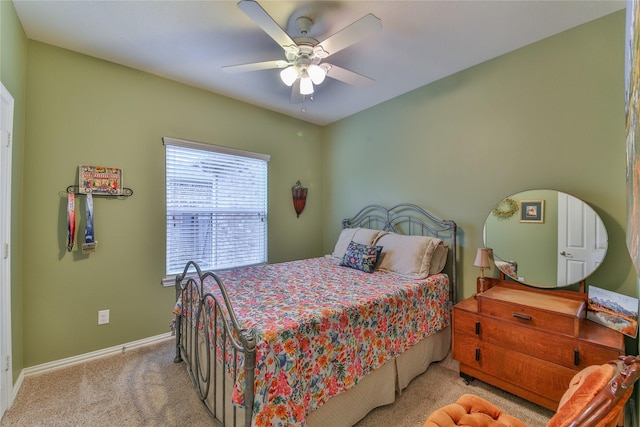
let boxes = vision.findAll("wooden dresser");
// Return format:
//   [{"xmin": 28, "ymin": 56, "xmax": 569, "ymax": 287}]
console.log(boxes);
[{"xmin": 452, "ymin": 278, "xmax": 625, "ymax": 411}]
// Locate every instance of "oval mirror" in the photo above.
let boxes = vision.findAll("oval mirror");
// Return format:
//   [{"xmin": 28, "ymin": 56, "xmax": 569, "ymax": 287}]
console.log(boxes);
[{"xmin": 483, "ymin": 189, "xmax": 608, "ymax": 288}]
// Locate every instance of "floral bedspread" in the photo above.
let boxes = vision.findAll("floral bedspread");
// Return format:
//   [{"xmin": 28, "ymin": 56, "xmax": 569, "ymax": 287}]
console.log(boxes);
[{"xmin": 175, "ymin": 256, "xmax": 450, "ymax": 427}]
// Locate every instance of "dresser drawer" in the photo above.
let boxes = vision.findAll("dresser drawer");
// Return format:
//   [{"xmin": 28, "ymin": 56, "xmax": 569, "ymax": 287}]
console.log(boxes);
[
  {"xmin": 477, "ymin": 287, "xmax": 585, "ymax": 337},
  {"xmin": 455, "ymin": 309, "xmax": 575, "ymax": 368},
  {"xmin": 576, "ymin": 339, "xmax": 623, "ymax": 367},
  {"xmin": 453, "ymin": 308, "xmax": 620, "ymax": 370},
  {"xmin": 455, "ymin": 332, "xmax": 576, "ymax": 405}
]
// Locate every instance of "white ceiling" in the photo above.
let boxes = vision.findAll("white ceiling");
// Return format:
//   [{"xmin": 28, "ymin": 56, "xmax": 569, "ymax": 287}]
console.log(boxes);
[{"xmin": 12, "ymin": 0, "xmax": 625, "ymax": 126}]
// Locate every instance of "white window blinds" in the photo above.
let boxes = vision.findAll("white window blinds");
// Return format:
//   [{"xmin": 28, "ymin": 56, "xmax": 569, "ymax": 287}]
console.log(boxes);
[{"xmin": 164, "ymin": 137, "xmax": 269, "ymax": 277}]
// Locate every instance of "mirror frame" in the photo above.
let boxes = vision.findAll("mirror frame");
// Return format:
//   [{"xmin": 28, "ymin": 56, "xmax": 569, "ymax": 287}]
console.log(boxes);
[{"xmin": 483, "ymin": 189, "xmax": 608, "ymax": 288}]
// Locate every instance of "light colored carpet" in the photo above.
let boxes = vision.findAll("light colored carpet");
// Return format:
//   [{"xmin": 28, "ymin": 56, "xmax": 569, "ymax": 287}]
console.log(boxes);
[
  {"xmin": 1, "ymin": 339, "xmax": 553, "ymax": 426},
  {"xmin": 354, "ymin": 354, "xmax": 553, "ymax": 427}
]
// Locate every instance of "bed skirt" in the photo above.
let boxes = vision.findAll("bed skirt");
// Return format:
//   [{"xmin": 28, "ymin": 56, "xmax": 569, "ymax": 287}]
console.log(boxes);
[
  {"xmin": 187, "ymin": 325, "xmax": 451, "ymax": 426},
  {"xmin": 308, "ymin": 325, "xmax": 451, "ymax": 426}
]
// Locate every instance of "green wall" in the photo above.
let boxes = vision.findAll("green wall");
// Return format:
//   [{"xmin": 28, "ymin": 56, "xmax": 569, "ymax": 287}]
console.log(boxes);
[
  {"xmin": 20, "ymin": 41, "xmax": 324, "ymax": 367},
  {"xmin": 3, "ymin": 3, "xmax": 638, "ymax": 379},
  {"xmin": 1, "ymin": 0, "xmax": 27, "ymax": 381},
  {"xmin": 323, "ymin": 11, "xmax": 635, "ymax": 305}
]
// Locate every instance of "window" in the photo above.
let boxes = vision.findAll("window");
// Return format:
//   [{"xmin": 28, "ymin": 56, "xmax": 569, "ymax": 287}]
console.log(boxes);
[{"xmin": 163, "ymin": 137, "xmax": 269, "ymax": 282}]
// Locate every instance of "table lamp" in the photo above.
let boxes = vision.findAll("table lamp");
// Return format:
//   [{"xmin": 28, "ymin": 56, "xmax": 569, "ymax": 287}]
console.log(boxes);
[{"xmin": 474, "ymin": 247, "xmax": 492, "ymax": 295}]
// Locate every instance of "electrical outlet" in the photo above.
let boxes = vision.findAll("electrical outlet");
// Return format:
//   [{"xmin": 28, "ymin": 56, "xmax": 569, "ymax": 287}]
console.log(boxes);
[{"xmin": 98, "ymin": 309, "xmax": 110, "ymax": 325}]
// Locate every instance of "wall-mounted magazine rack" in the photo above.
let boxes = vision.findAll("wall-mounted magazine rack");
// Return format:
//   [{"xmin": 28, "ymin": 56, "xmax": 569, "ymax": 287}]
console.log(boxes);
[
  {"xmin": 66, "ymin": 185, "xmax": 134, "ymax": 197},
  {"xmin": 66, "ymin": 165, "xmax": 133, "ymax": 197}
]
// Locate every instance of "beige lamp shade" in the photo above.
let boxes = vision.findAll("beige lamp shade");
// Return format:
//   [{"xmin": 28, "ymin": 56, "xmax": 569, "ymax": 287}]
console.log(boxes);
[{"xmin": 474, "ymin": 248, "xmax": 492, "ymax": 269}]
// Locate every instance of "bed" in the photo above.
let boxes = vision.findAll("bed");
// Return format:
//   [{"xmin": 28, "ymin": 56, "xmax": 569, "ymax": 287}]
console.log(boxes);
[{"xmin": 173, "ymin": 203, "xmax": 458, "ymax": 427}]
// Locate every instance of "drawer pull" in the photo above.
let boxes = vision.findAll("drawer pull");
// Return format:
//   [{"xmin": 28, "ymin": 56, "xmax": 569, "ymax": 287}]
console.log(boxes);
[
  {"xmin": 513, "ymin": 312, "xmax": 532, "ymax": 321},
  {"xmin": 475, "ymin": 348, "xmax": 480, "ymax": 361},
  {"xmin": 475, "ymin": 321, "xmax": 480, "ymax": 335},
  {"xmin": 574, "ymin": 349, "xmax": 579, "ymax": 366}
]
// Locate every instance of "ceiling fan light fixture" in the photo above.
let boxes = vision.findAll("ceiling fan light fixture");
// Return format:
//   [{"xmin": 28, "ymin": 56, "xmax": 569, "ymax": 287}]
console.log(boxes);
[
  {"xmin": 280, "ymin": 66, "xmax": 299, "ymax": 86},
  {"xmin": 300, "ymin": 76, "xmax": 314, "ymax": 95},
  {"xmin": 308, "ymin": 64, "xmax": 326, "ymax": 85},
  {"xmin": 228, "ymin": 1, "xmax": 382, "ymax": 103}
]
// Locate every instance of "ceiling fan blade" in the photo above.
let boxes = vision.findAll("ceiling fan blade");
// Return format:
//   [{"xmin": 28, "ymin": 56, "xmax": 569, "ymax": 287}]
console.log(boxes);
[
  {"xmin": 325, "ymin": 64, "xmax": 374, "ymax": 88},
  {"xmin": 237, "ymin": 0, "xmax": 297, "ymax": 50},
  {"xmin": 222, "ymin": 60, "xmax": 289, "ymax": 73},
  {"xmin": 317, "ymin": 13, "xmax": 382, "ymax": 57},
  {"xmin": 290, "ymin": 80, "xmax": 304, "ymax": 104}
]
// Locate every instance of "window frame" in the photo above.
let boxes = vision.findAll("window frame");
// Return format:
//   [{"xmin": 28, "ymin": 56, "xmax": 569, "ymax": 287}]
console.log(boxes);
[{"xmin": 162, "ymin": 137, "xmax": 270, "ymax": 287}]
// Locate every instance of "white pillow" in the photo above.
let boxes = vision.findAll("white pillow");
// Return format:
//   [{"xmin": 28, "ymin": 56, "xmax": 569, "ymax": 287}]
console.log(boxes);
[
  {"xmin": 331, "ymin": 228, "xmax": 383, "ymax": 259},
  {"xmin": 373, "ymin": 232, "xmax": 448, "ymax": 279},
  {"xmin": 429, "ymin": 242, "xmax": 449, "ymax": 274}
]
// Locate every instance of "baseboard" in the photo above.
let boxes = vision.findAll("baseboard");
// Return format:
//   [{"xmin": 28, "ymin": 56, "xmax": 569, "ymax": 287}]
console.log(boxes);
[
  {"xmin": 21, "ymin": 332, "xmax": 173, "ymax": 377},
  {"xmin": 10, "ymin": 370, "xmax": 23, "ymax": 406},
  {"xmin": 3, "ymin": 333, "xmax": 173, "ymax": 414}
]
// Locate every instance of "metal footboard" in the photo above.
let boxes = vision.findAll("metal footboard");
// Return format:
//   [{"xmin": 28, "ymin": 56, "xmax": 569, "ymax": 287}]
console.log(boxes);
[{"xmin": 174, "ymin": 261, "xmax": 256, "ymax": 427}]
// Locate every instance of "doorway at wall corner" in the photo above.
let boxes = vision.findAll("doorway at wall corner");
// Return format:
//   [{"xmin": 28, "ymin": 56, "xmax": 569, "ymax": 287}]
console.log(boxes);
[{"xmin": 0, "ymin": 82, "xmax": 14, "ymax": 419}]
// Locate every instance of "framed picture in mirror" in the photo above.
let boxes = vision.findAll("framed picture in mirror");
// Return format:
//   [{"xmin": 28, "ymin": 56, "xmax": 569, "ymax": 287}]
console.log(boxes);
[{"xmin": 520, "ymin": 200, "xmax": 544, "ymax": 223}]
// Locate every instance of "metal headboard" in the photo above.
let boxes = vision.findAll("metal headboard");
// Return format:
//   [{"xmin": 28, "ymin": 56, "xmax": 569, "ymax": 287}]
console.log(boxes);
[{"xmin": 341, "ymin": 203, "xmax": 458, "ymax": 304}]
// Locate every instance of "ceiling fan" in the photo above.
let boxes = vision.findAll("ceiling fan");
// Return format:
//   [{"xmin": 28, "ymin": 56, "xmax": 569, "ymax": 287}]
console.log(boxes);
[{"xmin": 223, "ymin": 0, "xmax": 382, "ymax": 103}]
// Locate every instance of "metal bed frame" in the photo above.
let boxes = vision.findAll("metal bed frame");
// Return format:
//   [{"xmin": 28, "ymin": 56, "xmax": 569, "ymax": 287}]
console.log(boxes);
[{"xmin": 173, "ymin": 203, "xmax": 457, "ymax": 427}]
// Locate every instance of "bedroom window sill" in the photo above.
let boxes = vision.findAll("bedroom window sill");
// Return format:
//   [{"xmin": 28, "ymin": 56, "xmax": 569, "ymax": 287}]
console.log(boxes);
[
  {"xmin": 161, "ymin": 276, "xmax": 176, "ymax": 288},
  {"xmin": 162, "ymin": 262, "xmax": 267, "ymax": 288}
]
